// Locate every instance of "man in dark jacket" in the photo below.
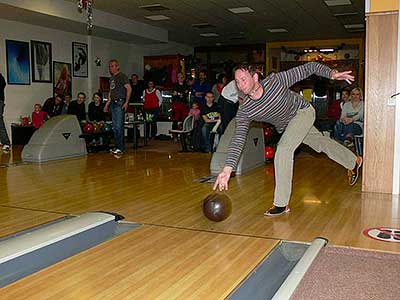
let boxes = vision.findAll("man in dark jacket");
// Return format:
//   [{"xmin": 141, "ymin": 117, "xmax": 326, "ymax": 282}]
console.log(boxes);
[{"xmin": 0, "ymin": 73, "xmax": 11, "ymax": 151}]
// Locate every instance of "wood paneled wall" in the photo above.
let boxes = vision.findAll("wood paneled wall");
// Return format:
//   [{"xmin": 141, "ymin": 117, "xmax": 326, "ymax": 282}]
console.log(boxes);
[{"xmin": 363, "ymin": 12, "xmax": 397, "ymax": 193}]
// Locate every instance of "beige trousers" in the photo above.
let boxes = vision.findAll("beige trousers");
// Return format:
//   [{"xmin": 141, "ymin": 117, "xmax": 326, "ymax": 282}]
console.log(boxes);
[{"xmin": 274, "ymin": 105, "xmax": 357, "ymax": 207}]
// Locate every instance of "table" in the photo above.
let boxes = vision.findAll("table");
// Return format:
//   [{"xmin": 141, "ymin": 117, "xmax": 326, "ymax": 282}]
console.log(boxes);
[
  {"xmin": 125, "ymin": 120, "xmax": 147, "ymax": 149},
  {"xmin": 11, "ymin": 125, "xmax": 36, "ymax": 145}
]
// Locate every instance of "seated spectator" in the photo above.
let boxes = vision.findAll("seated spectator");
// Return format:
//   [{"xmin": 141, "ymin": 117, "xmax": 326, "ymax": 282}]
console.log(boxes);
[
  {"xmin": 318, "ymin": 87, "xmax": 351, "ymax": 133},
  {"xmin": 68, "ymin": 92, "xmax": 87, "ymax": 122},
  {"xmin": 334, "ymin": 87, "xmax": 364, "ymax": 147},
  {"xmin": 201, "ymin": 91, "xmax": 221, "ymax": 153},
  {"xmin": 328, "ymin": 87, "xmax": 351, "ymax": 121},
  {"xmin": 61, "ymin": 94, "xmax": 72, "ymax": 115},
  {"xmin": 31, "ymin": 104, "xmax": 48, "ymax": 129},
  {"xmin": 188, "ymin": 101, "xmax": 202, "ymax": 152},
  {"xmin": 188, "ymin": 102, "xmax": 201, "ymax": 122},
  {"xmin": 42, "ymin": 94, "xmax": 64, "ymax": 117},
  {"xmin": 88, "ymin": 92, "xmax": 105, "ymax": 122},
  {"xmin": 212, "ymin": 73, "xmax": 228, "ymax": 103}
]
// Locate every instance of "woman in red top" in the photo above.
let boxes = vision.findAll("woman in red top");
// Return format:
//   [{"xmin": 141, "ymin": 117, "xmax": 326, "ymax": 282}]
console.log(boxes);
[{"xmin": 142, "ymin": 81, "xmax": 162, "ymax": 139}]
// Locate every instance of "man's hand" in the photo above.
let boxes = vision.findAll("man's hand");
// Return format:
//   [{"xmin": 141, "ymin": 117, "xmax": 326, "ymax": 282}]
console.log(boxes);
[
  {"xmin": 213, "ymin": 166, "xmax": 233, "ymax": 191},
  {"xmin": 123, "ymin": 102, "xmax": 129, "ymax": 111},
  {"xmin": 104, "ymin": 102, "xmax": 110, "ymax": 113},
  {"xmin": 331, "ymin": 70, "xmax": 355, "ymax": 84}
]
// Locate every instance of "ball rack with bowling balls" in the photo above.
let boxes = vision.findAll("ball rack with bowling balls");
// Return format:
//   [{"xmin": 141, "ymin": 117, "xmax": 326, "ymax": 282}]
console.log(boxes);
[
  {"xmin": 79, "ymin": 121, "xmax": 114, "ymax": 153},
  {"xmin": 263, "ymin": 123, "xmax": 281, "ymax": 163}
]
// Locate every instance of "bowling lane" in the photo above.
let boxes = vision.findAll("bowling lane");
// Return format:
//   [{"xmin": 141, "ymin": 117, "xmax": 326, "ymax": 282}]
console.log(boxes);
[
  {"xmin": 0, "ymin": 206, "xmax": 65, "ymax": 238},
  {"xmin": 1, "ymin": 225, "xmax": 278, "ymax": 300}
]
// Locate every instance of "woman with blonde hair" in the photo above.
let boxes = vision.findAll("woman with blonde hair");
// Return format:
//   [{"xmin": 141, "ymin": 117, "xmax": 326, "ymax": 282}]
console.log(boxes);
[{"xmin": 334, "ymin": 87, "xmax": 364, "ymax": 147}]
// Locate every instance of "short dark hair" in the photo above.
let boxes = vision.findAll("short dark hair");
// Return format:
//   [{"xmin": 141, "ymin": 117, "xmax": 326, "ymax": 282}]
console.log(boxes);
[
  {"xmin": 55, "ymin": 94, "xmax": 64, "ymax": 101},
  {"xmin": 234, "ymin": 63, "xmax": 259, "ymax": 76},
  {"xmin": 93, "ymin": 92, "xmax": 102, "ymax": 100},
  {"xmin": 77, "ymin": 92, "xmax": 86, "ymax": 98}
]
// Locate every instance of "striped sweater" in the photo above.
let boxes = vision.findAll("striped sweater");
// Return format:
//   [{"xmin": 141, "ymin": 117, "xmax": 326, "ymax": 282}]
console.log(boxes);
[{"xmin": 225, "ymin": 62, "xmax": 333, "ymax": 170}]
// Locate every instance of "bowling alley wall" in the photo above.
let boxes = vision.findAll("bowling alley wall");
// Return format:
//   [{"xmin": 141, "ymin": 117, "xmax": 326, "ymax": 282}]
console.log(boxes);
[
  {"xmin": 0, "ymin": 18, "xmax": 192, "ymax": 143},
  {"xmin": 363, "ymin": 0, "xmax": 398, "ymax": 193}
]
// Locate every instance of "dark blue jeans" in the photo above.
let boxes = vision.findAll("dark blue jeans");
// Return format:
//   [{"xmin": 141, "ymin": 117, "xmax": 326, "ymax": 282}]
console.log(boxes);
[
  {"xmin": 110, "ymin": 100, "xmax": 125, "ymax": 151},
  {"xmin": 334, "ymin": 120, "xmax": 362, "ymax": 142},
  {"xmin": 0, "ymin": 101, "xmax": 10, "ymax": 145},
  {"xmin": 202, "ymin": 122, "xmax": 219, "ymax": 152}
]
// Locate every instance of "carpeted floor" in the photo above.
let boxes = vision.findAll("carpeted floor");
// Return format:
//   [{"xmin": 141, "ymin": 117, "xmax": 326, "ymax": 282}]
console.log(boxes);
[{"xmin": 291, "ymin": 246, "xmax": 400, "ymax": 300}]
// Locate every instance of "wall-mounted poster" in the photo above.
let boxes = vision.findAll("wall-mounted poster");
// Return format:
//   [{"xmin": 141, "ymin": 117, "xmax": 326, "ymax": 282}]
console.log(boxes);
[
  {"xmin": 31, "ymin": 40, "xmax": 52, "ymax": 82},
  {"xmin": 53, "ymin": 61, "xmax": 72, "ymax": 96},
  {"xmin": 72, "ymin": 42, "xmax": 88, "ymax": 77},
  {"xmin": 5, "ymin": 40, "xmax": 30, "ymax": 85}
]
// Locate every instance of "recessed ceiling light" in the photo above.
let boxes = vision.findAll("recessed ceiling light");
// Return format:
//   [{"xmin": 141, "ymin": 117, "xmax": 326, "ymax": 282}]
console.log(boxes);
[
  {"xmin": 344, "ymin": 24, "xmax": 364, "ymax": 29},
  {"xmin": 139, "ymin": 4, "xmax": 169, "ymax": 11},
  {"xmin": 347, "ymin": 28, "xmax": 365, "ymax": 32},
  {"xmin": 228, "ymin": 7, "xmax": 254, "ymax": 14},
  {"xmin": 145, "ymin": 15, "xmax": 170, "ymax": 21},
  {"xmin": 268, "ymin": 28, "xmax": 288, "ymax": 33},
  {"xmin": 192, "ymin": 23, "xmax": 215, "ymax": 29},
  {"xmin": 200, "ymin": 33, "xmax": 219, "ymax": 37},
  {"xmin": 333, "ymin": 12, "xmax": 358, "ymax": 17},
  {"xmin": 324, "ymin": 0, "xmax": 352, "ymax": 6}
]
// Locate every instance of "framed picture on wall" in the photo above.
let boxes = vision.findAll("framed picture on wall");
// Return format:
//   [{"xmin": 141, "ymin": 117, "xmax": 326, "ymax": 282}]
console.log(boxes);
[
  {"xmin": 31, "ymin": 40, "xmax": 52, "ymax": 82},
  {"xmin": 5, "ymin": 40, "xmax": 30, "ymax": 85},
  {"xmin": 72, "ymin": 42, "xmax": 88, "ymax": 77},
  {"xmin": 53, "ymin": 61, "xmax": 72, "ymax": 97}
]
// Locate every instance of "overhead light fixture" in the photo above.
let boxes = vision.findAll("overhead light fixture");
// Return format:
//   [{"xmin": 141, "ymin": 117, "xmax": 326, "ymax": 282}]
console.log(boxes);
[
  {"xmin": 228, "ymin": 7, "xmax": 254, "ymax": 14},
  {"xmin": 320, "ymin": 48, "xmax": 335, "ymax": 52},
  {"xmin": 333, "ymin": 12, "xmax": 358, "ymax": 17},
  {"xmin": 344, "ymin": 23, "xmax": 364, "ymax": 29},
  {"xmin": 200, "ymin": 33, "xmax": 219, "ymax": 37},
  {"xmin": 139, "ymin": 4, "xmax": 169, "ymax": 11},
  {"xmin": 347, "ymin": 28, "xmax": 365, "ymax": 32},
  {"xmin": 268, "ymin": 28, "xmax": 288, "ymax": 33},
  {"xmin": 145, "ymin": 15, "xmax": 170, "ymax": 21},
  {"xmin": 192, "ymin": 23, "xmax": 215, "ymax": 29},
  {"xmin": 324, "ymin": 0, "xmax": 352, "ymax": 6}
]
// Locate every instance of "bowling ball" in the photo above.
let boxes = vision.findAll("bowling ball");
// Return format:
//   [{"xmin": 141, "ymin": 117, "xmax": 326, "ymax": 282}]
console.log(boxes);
[
  {"xmin": 103, "ymin": 123, "xmax": 112, "ymax": 132},
  {"xmin": 264, "ymin": 127, "xmax": 273, "ymax": 140},
  {"xmin": 264, "ymin": 146, "xmax": 275, "ymax": 160},
  {"xmin": 203, "ymin": 193, "xmax": 232, "ymax": 222},
  {"xmin": 93, "ymin": 122, "xmax": 101, "ymax": 133},
  {"xmin": 98, "ymin": 122, "xmax": 105, "ymax": 129},
  {"xmin": 83, "ymin": 122, "xmax": 94, "ymax": 134}
]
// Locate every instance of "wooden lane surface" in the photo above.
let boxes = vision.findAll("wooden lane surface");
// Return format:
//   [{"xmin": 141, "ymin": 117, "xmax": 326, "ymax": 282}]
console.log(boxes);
[
  {"xmin": 0, "ymin": 206, "xmax": 65, "ymax": 238},
  {"xmin": 1, "ymin": 147, "xmax": 399, "ymax": 253},
  {"xmin": 0, "ymin": 145, "xmax": 22, "ymax": 166},
  {"xmin": 1, "ymin": 225, "xmax": 279, "ymax": 300}
]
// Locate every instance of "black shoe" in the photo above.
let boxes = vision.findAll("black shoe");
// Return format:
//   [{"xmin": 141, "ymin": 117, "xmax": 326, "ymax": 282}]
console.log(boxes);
[
  {"xmin": 348, "ymin": 156, "xmax": 363, "ymax": 186},
  {"xmin": 264, "ymin": 205, "xmax": 290, "ymax": 216}
]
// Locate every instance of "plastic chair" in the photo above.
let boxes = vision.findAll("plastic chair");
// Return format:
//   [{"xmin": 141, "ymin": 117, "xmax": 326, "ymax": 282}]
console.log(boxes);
[
  {"xmin": 354, "ymin": 134, "xmax": 363, "ymax": 156},
  {"xmin": 210, "ymin": 119, "xmax": 222, "ymax": 153},
  {"xmin": 169, "ymin": 115, "xmax": 194, "ymax": 152}
]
